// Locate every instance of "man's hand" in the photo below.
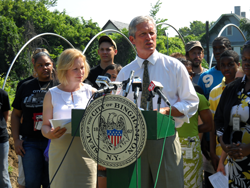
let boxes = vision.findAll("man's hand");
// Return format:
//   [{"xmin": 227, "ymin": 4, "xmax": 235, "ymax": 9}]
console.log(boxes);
[
  {"xmin": 14, "ymin": 139, "xmax": 25, "ymax": 157},
  {"xmin": 155, "ymin": 107, "xmax": 170, "ymax": 115},
  {"xmin": 227, "ymin": 143, "xmax": 250, "ymax": 159},
  {"xmin": 154, "ymin": 106, "xmax": 184, "ymax": 117}
]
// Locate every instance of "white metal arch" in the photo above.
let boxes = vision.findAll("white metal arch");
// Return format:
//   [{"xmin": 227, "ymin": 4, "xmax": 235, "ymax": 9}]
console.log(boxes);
[
  {"xmin": 82, "ymin": 29, "xmax": 137, "ymax": 55},
  {"xmin": 209, "ymin": 23, "xmax": 247, "ymax": 69},
  {"xmin": 2, "ymin": 33, "xmax": 75, "ymax": 89},
  {"xmin": 156, "ymin": 22, "xmax": 186, "ymax": 46}
]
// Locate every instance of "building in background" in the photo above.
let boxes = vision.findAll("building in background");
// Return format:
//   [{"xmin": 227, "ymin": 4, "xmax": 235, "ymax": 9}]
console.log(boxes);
[
  {"xmin": 102, "ymin": 20, "xmax": 129, "ymax": 35},
  {"xmin": 208, "ymin": 6, "xmax": 250, "ymax": 66}
]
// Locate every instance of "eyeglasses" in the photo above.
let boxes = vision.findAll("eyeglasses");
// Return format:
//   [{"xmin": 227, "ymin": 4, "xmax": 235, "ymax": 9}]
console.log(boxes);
[{"xmin": 189, "ymin": 71, "xmax": 196, "ymax": 77}]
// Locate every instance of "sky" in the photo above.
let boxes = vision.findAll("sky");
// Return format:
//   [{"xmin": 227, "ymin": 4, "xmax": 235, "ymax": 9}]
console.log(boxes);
[{"xmin": 50, "ymin": 0, "xmax": 250, "ymax": 37}]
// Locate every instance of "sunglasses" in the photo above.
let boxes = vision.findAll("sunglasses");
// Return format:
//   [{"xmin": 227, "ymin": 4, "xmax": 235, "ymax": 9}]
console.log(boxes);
[{"xmin": 33, "ymin": 48, "xmax": 48, "ymax": 56}]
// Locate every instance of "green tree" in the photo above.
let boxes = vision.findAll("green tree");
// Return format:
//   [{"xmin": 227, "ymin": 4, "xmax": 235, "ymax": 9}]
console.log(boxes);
[
  {"xmin": 240, "ymin": 18, "xmax": 250, "ymax": 40},
  {"xmin": 110, "ymin": 29, "xmax": 137, "ymax": 67},
  {"xmin": 149, "ymin": 0, "xmax": 168, "ymax": 37},
  {"xmin": 0, "ymin": 0, "xmax": 101, "ymax": 80},
  {"xmin": 156, "ymin": 36, "xmax": 185, "ymax": 56},
  {"xmin": 178, "ymin": 21, "xmax": 206, "ymax": 42},
  {"xmin": 190, "ymin": 21, "xmax": 206, "ymax": 36},
  {"xmin": 178, "ymin": 27, "xmax": 191, "ymax": 37}
]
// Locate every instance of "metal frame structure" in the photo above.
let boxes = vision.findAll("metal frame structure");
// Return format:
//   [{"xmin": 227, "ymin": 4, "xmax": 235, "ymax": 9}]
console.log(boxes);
[
  {"xmin": 82, "ymin": 29, "xmax": 137, "ymax": 55},
  {"xmin": 156, "ymin": 22, "xmax": 186, "ymax": 46},
  {"xmin": 209, "ymin": 23, "xmax": 247, "ymax": 69},
  {"xmin": 2, "ymin": 33, "xmax": 75, "ymax": 89}
]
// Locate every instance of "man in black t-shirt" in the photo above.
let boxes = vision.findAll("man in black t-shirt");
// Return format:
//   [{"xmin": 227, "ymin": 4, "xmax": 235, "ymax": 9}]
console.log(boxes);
[
  {"xmin": 87, "ymin": 36, "xmax": 118, "ymax": 88},
  {"xmin": 0, "ymin": 88, "xmax": 11, "ymax": 188}
]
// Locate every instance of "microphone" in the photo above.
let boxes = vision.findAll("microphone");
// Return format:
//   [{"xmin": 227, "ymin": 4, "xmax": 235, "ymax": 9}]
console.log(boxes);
[
  {"xmin": 148, "ymin": 81, "xmax": 171, "ymax": 106},
  {"xmin": 110, "ymin": 81, "xmax": 123, "ymax": 95},
  {"xmin": 132, "ymin": 77, "xmax": 142, "ymax": 103},
  {"xmin": 94, "ymin": 73, "xmax": 111, "ymax": 99},
  {"xmin": 95, "ymin": 73, "xmax": 111, "ymax": 88},
  {"xmin": 95, "ymin": 82, "xmax": 122, "ymax": 94},
  {"xmin": 123, "ymin": 70, "xmax": 135, "ymax": 97}
]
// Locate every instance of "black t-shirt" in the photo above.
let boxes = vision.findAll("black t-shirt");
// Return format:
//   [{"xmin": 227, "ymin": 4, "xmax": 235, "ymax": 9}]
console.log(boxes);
[
  {"xmin": 87, "ymin": 65, "xmax": 104, "ymax": 89},
  {"xmin": 0, "ymin": 89, "xmax": 11, "ymax": 143},
  {"xmin": 16, "ymin": 76, "xmax": 34, "ymax": 92},
  {"xmin": 193, "ymin": 82, "xmax": 204, "ymax": 95},
  {"xmin": 12, "ymin": 78, "xmax": 57, "ymax": 138}
]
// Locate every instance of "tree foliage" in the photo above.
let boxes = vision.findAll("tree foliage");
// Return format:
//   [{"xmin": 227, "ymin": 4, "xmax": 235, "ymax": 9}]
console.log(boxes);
[
  {"xmin": 0, "ymin": 0, "xmax": 101, "ymax": 81},
  {"xmin": 240, "ymin": 18, "xmax": 250, "ymax": 40},
  {"xmin": 178, "ymin": 21, "xmax": 206, "ymax": 42},
  {"xmin": 149, "ymin": 0, "xmax": 168, "ymax": 36},
  {"xmin": 110, "ymin": 29, "xmax": 137, "ymax": 67}
]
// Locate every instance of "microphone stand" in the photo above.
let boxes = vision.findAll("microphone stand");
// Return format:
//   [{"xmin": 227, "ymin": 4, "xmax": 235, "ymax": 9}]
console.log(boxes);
[
  {"xmin": 146, "ymin": 91, "xmax": 155, "ymax": 111},
  {"xmin": 122, "ymin": 80, "xmax": 128, "ymax": 97},
  {"xmin": 133, "ymin": 87, "xmax": 140, "ymax": 104},
  {"xmin": 157, "ymin": 96, "xmax": 161, "ymax": 112}
]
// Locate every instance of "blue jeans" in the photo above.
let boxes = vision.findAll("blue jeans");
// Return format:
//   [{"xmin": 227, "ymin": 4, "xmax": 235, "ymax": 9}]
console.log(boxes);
[
  {"xmin": 0, "ymin": 141, "xmax": 12, "ymax": 188},
  {"xmin": 22, "ymin": 137, "xmax": 49, "ymax": 188}
]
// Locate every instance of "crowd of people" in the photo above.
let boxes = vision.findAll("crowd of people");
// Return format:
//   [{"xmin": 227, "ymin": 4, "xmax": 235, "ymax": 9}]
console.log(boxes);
[{"xmin": 1, "ymin": 15, "xmax": 250, "ymax": 188}]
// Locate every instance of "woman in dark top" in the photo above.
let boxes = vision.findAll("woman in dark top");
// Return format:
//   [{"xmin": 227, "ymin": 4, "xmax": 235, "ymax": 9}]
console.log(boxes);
[
  {"xmin": 0, "ymin": 88, "xmax": 11, "ymax": 188},
  {"xmin": 215, "ymin": 41, "xmax": 250, "ymax": 187},
  {"xmin": 11, "ymin": 51, "xmax": 57, "ymax": 188}
]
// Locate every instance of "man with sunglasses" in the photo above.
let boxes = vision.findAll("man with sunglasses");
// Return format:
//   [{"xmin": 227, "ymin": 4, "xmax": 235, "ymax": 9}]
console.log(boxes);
[{"xmin": 185, "ymin": 41, "xmax": 207, "ymax": 84}]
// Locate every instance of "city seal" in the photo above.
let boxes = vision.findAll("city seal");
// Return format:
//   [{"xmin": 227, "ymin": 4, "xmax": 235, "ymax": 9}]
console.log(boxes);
[{"xmin": 80, "ymin": 95, "xmax": 147, "ymax": 169}]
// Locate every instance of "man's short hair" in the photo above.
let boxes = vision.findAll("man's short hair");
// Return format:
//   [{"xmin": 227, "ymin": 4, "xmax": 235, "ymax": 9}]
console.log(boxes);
[
  {"xmin": 99, "ymin": 36, "xmax": 117, "ymax": 49},
  {"xmin": 212, "ymin": 36, "xmax": 232, "ymax": 49},
  {"xmin": 102, "ymin": 64, "xmax": 123, "ymax": 75},
  {"xmin": 170, "ymin": 52, "xmax": 186, "ymax": 59},
  {"xmin": 220, "ymin": 50, "xmax": 239, "ymax": 63},
  {"xmin": 129, "ymin": 15, "xmax": 156, "ymax": 38}
]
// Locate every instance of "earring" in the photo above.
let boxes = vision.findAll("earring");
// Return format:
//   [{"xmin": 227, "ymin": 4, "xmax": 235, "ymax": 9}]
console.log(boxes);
[{"xmin": 34, "ymin": 71, "xmax": 38, "ymax": 78}]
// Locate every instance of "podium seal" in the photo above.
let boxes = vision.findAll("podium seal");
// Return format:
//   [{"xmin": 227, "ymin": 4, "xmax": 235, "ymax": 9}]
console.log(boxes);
[{"xmin": 80, "ymin": 95, "xmax": 147, "ymax": 169}]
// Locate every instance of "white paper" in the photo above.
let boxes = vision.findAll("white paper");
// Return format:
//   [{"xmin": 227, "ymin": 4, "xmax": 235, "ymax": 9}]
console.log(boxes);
[
  {"xmin": 225, "ymin": 163, "xmax": 229, "ymax": 177},
  {"xmin": 49, "ymin": 118, "xmax": 71, "ymax": 134},
  {"xmin": 208, "ymin": 164, "xmax": 229, "ymax": 188}
]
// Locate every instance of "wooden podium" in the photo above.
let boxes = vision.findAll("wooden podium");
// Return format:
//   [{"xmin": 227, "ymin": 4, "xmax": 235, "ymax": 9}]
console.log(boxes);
[{"xmin": 71, "ymin": 109, "xmax": 175, "ymax": 188}]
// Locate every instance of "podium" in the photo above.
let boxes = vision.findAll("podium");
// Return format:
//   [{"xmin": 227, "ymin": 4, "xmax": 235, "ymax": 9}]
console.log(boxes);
[{"xmin": 71, "ymin": 109, "xmax": 175, "ymax": 188}]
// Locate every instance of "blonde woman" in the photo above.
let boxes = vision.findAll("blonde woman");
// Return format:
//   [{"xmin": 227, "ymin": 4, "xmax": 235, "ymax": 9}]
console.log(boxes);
[{"xmin": 42, "ymin": 49, "xmax": 97, "ymax": 188}]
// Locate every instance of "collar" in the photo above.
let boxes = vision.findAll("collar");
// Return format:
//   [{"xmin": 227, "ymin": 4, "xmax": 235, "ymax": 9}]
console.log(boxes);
[
  {"xmin": 221, "ymin": 77, "xmax": 226, "ymax": 90},
  {"xmin": 137, "ymin": 50, "xmax": 159, "ymax": 68},
  {"xmin": 241, "ymin": 74, "xmax": 247, "ymax": 83}
]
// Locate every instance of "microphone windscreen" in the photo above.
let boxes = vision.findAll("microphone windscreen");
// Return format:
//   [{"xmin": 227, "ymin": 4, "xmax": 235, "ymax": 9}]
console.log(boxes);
[{"xmin": 104, "ymin": 73, "xmax": 111, "ymax": 79}]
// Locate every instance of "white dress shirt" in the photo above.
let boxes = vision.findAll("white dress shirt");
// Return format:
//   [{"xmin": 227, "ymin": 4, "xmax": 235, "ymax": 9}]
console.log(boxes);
[{"xmin": 116, "ymin": 50, "xmax": 199, "ymax": 128}]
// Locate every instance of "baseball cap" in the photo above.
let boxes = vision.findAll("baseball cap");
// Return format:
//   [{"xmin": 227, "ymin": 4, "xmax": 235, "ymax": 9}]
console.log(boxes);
[
  {"xmin": 185, "ymin": 41, "xmax": 204, "ymax": 52},
  {"xmin": 99, "ymin": 36, "xmax": 117, "ymax": 49}
]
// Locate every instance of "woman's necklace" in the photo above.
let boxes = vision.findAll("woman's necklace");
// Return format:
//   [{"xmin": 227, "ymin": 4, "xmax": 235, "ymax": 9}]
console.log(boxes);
[{"xmin": 37, "ymin": 79, "xmax": 51, "ymax": 90}]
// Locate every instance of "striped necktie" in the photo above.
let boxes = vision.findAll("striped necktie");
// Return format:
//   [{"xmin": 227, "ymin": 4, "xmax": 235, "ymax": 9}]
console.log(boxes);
[{"xmin": 140, "ymin": 60, "xmax": 153, "ymax": 110}]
